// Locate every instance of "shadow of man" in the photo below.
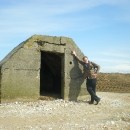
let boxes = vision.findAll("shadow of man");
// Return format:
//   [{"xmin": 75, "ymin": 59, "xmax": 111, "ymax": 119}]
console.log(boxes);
[{"xmin": 68, "ymin": 56, "xmax": 85, "ymax": 101}]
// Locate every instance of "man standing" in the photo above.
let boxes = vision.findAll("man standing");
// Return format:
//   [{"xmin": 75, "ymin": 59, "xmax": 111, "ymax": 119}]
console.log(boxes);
[{"xmin": 71, "ymin": 50, "xmax": 101, "ymax": 105}]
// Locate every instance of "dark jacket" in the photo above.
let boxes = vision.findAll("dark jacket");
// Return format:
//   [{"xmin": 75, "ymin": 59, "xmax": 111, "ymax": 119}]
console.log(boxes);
[{"xmin": 75, "ymin": 55, "xmax": 100, "ymax": 79}]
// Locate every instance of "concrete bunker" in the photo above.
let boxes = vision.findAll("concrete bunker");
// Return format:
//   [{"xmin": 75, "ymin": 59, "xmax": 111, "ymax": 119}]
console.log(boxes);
[{"xmin": 0, "ymin": 35, "xmax": 87, "ymax": 103}]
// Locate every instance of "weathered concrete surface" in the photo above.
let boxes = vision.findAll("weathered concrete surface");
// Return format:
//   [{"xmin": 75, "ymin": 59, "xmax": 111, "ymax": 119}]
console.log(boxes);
[{"xmin": 0, "ymin": 35, "xmax": 86, "ymax": 103}]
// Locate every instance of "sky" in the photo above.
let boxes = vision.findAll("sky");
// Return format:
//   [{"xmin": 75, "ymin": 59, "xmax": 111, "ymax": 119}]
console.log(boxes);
[{"xmin": 0, "ymin": 0, "xmax": 130, "ymax": 73}]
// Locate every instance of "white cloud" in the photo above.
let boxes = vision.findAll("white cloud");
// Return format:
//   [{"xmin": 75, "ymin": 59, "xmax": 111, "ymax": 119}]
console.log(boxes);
[
  {"xmin": 0, "ymin": 0, "xmax": 129, "ymax": 18},
  {"xmin": 0, "ymin": 0, "xmax": 129, "ymax": 35},
  {"xmin": 101, "ymin": 64, "xmax": 130, "ymax": 73},
  {"xmin": 92, "ymin": 58, "xmax": 130, "ymax": 64},
  {"xmin": 98, "ymin": 51, "xmax": 129, "ymax": 58},
  {"xmin": 0, "ymin": 0, "xmax": 101, "ymax": 16},
  {"xmin": 0, "ymin": 44, "xmax": 12, "ymax": 47}
]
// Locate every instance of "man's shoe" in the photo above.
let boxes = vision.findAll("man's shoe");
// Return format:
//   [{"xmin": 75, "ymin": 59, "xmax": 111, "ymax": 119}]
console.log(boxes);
[
  {"xmin": 95, "ymin": 98, "xmax": 100, "ymax": 105},
  {"xmin": 89, "ymin": 101, "xmax": 94, "ymax": 104}
]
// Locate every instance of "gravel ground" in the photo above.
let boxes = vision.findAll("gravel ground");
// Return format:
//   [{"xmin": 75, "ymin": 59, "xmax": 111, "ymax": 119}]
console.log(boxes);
[{"xmin": 0, "ymin": 92, "xmax": 130, "ymax": 130}]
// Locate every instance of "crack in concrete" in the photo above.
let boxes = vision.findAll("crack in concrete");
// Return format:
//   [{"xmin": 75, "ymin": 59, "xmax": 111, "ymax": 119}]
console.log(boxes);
[
  {"xmin": 14, "ymin": 69, "xmax": 38, "ymax": 71},
  {"xmin": 34, "ymin": 38, "xmax": 66, "ymax": 46}
]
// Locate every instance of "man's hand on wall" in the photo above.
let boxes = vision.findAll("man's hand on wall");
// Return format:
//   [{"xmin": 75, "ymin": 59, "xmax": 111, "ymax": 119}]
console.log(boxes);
[{"xmin": 71, "ymin": 50, "xmax": 76, "ymax": 56}]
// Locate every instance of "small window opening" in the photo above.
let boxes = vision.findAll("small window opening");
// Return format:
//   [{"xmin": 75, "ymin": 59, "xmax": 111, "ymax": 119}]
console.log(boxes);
[{"xmin": 70, "ymin": 61, "xmax": 72, "ymax": 64}]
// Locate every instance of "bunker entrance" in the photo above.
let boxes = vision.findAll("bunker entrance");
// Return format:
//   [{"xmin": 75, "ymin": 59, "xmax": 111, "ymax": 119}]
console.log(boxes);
[{"xmin": 40, "ymin": 51, "xmax": 63, "ymax": 99}]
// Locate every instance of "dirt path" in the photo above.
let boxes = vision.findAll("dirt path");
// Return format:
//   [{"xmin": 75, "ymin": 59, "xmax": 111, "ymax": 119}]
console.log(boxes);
[{"xmin": 0, "ymin": 92, "xmax": 130, "ymax": 130}]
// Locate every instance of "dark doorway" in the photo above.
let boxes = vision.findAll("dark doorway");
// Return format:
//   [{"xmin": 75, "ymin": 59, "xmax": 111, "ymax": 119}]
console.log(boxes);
[{"xmin": 40, "ymin": 51, "xmax": 62, "ymax": 99}]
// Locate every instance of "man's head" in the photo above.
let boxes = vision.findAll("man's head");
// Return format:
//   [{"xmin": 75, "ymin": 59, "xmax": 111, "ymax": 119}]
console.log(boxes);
[{"xmin": 83, "ymin": 56, "xmax": 88, "ymax": 63}]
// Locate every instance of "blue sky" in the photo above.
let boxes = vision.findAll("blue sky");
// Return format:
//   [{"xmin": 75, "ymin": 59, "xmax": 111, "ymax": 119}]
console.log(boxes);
[{"xmin": 0, "ymin": 0, "xmax": 130, "ymax": 73}]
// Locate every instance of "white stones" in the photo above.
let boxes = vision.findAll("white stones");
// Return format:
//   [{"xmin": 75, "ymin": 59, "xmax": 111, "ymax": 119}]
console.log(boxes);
[
  {"xmin": 111, "ymin": 121, "xmax": 115, "ymax": 124},
  {"xmin": 0, "ymin": 92, "xmax": 130, "ymax": 129}
]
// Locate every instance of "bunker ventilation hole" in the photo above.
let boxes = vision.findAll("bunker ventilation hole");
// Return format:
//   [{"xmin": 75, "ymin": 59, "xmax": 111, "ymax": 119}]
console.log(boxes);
[{"xmin": 70, "ymin": 61, "xmax": 72, "ymax": 64}]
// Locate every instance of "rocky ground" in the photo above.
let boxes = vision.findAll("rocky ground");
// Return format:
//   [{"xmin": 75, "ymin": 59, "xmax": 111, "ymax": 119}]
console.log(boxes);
[{"xmin": 0, "ymin": 92, "xmax": 130, "ymax": 130}]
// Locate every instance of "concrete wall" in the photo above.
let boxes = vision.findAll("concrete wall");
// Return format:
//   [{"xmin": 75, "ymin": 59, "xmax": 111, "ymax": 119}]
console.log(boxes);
[
  {"xmin": 62, "ymin": 38, "xmax": 87, "ymax": 101},
  {"xmin": 1, "ymin": 47, "xmax": 40, "ymax": 103}
]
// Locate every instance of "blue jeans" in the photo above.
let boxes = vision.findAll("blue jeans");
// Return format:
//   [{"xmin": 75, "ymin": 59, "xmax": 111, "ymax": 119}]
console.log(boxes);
[{"xmin": 86, "ymin": 78, "xmax": 100, "ymax": 102}]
